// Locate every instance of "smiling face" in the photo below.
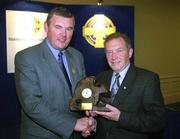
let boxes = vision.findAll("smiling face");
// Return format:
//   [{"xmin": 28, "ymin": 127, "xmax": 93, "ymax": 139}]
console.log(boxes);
[
  {"xmin": 105, "ymin": 37, "xmax": 133, "ymax": 73},
  {"xmin": 44, "ymin": 15, "xmax": 75, "ymax": 50}
]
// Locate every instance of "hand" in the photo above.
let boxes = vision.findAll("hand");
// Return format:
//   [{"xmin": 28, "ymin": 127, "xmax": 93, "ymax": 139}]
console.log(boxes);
[
  {"xmin": 74, "ymin": 117, "xmax": 96, "ymax": 137},
  {"xmin": 86, "ymin": 110, "xmax": 98, "ymax": 117},
  {"xmin": 81, "ymin": 117, "xmax": 97, "ymax": 137},
  {"xmin": 88, "ymin": 116, "xmax": 97, "ymax": 131},
  {"xmin": 94, "ymin": 104, "xmax": 120, "ymax": 121},
  {"xmin": 74, "ymin": 117, "xmax": 89, "ymax": 132}
]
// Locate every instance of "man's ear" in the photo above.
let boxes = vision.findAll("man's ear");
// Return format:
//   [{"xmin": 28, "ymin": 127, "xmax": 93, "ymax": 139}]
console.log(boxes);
[
  {"xmin": 129, "ymin": 48, "xmax": 133, "ymax": 58},
  {"xmin": 44, "ymin": 22, "xmax": 48, "ymax": 33}
]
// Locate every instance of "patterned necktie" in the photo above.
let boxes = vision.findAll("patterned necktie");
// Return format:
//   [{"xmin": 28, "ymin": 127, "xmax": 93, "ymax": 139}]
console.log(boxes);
[
  {"xmin": 58, "ymin": 51, "xmax": 72, "ymax": 95},
  {"xmin": 111, "ymin": 73, "xmax": 120, "ymax": 101}
]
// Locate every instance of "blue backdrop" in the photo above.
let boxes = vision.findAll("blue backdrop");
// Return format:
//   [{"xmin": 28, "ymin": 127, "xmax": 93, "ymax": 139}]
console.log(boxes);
[{"xmin": 0, "ymin": 1, "xmax": 134, "ymax": 128}]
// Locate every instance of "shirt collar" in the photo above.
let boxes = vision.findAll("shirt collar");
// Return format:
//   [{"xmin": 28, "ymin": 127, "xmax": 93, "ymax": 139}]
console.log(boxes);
[
  {"xmin": 45, "ymin": 38, "xmax": 65, "ymax": 61},
  {"xmin": 113, "ymin": 63, "xmax": 130, "ymax": 80}
]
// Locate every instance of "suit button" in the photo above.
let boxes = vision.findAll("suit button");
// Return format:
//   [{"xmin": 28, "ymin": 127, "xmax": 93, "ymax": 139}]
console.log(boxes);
[{"xmin": 106, "ymin": 132, "xmax": 109, "ymax": 137}]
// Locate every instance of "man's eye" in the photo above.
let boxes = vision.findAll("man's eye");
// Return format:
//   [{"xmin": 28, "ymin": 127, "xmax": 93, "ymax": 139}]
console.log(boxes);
[
  {"xmin": 55, "ymin": 25, "xmax": 62, "ymax": 29},
  {"xmin": 117, "ymin": 49, "xmax": 124, "ymax": 53},
  {"xmin": 106, "ymin": 52, "xmax": 112, "ymax": 55},
  {"xmin": 66, "ymin": 27, "xmax": 73, "ymax": 31}
]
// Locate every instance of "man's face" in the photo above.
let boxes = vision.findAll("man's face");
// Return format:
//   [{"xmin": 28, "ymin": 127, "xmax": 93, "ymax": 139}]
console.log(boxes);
[
  {"xmin": 105, "ymin": 38, "xmax": 133, "ymax": 73},
  {"xmin": 44, "ymin": 15, "xmax": 75, "ymax": 50}
]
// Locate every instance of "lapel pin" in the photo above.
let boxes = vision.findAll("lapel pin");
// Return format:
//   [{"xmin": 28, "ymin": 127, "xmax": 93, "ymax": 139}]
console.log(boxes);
[
  {"xmin": 72, "ymin": 68, "xmax": 76, "ymax": 74},
  {"xmin": 123, "ymin": 86, "xmax": 127, "ymax": 90}
]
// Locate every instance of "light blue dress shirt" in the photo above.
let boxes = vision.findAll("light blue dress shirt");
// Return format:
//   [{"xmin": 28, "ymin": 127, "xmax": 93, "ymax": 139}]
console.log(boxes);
[
  {"xmin": 110, "ymin": 63, "xmax": 130, "ymax": 91},
  {"xmin": 45, "ymin": 38, "xmax": 71, "ymax": 81}
]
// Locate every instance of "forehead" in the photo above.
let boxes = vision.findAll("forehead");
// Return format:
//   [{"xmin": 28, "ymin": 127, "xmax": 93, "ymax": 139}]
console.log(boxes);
[
  {"xmin": 50, "ymin": 15, "xmax": 75, "ymax": 25},
  {"xmin": 106, "ymin": 38, "xmax": 126, "ymax": 50}
]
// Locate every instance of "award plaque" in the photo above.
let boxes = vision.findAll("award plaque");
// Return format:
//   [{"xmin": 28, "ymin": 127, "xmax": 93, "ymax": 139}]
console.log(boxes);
[{"xmin": 69, "ymin": 76, "xmax": 111, "ymax": 111}]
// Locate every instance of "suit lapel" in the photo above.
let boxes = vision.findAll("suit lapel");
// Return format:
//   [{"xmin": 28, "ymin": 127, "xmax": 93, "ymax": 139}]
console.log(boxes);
[
  {"xmin": 113, "ymin": 65, "xmax": 137, "ymax": 106},
  {"xmin": 42, "ymin": 42, "xmax": 58, "ymax": 72},
  {"xmin": 105, "ymin": 71, "xmax": 113, "ymax": 91},
  {"xmin": 41, "ymin": 41, "xmax": 70, "ymax": 88},
  {"xmin": 64, "ymin": 49, "xmax": 76, "ymax": 91}
]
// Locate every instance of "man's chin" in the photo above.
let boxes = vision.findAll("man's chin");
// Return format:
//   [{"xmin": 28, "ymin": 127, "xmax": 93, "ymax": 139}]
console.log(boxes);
[
  {"xmin": 111, "ymin": 65, "xmax": 121, "ymax": 71},
  {"xmin": 56, "ymin": 44, "xmax": 67, "ymax": 50}
]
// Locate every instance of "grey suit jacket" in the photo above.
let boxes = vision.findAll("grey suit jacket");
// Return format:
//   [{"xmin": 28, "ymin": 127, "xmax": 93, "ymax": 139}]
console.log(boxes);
[
  {"xmin": 15, "ymin": 40, "xmax": 86, "ymax": 139},
  {"xmin": 94, "ymin": 64, "xmax": 165, "ymax": 139}
]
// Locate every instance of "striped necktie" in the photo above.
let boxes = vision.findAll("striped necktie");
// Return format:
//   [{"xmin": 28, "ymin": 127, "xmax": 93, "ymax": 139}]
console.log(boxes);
[
  {"xmin": 111, "ymin": 73, "xmax": 120, "ymax": 101},
  {"xmin": 58, "ymin": 51, "xmax": 72, "ymax": 95}
]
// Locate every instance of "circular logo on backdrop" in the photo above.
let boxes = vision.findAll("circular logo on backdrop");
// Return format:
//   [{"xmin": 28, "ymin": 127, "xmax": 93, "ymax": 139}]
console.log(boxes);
[{"xmin": 82, "ymin": 14, "xmax": 116, "ymax": 48}]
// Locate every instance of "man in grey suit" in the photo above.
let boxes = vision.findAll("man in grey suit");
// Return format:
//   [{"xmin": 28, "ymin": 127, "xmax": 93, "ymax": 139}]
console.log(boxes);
[
  {"xmin": 88, "ymin": 32, "xmax": 165, "ymax": 139},
  {"xmin": 15, "ymin": 7, "xmax": 95, "ymax": 139}
]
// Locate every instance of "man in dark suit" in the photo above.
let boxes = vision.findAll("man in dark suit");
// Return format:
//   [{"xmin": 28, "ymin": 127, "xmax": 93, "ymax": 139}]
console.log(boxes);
[
  {"xmin": 88, "ymin": 32, "xmax": 165, "ymax": 139},
  {"xmin": 15, "ymin": 7, "xmax": 95, "ymax": 139}
]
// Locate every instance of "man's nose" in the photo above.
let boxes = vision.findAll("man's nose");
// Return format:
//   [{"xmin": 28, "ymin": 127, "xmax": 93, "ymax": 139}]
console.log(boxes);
[
  {"xmin": 60, "ymin": 28, "xmax": 67, "ymax": 36},
  {"xmin": 112, "ymin": 52, "xmax": 117, "ymax": 59}
]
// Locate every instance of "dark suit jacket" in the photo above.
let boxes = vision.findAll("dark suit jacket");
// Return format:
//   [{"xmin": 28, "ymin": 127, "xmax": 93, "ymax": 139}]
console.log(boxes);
[
  {"xmin": 94, "ymin": 64, "xmax": 165, "ymax": 139},
  {"xmin": 15, "ymin": 40, "xmax": 86, "ymax": 139}
]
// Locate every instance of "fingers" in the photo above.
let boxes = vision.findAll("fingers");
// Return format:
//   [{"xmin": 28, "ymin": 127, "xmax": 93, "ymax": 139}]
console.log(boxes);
[
  {"xmin": 88, "ymin": 117, "xmax": 97, "ymax": 130},
  {"xmin": 92, "ymin": 104, "xmax": 113, "ymax": 116},
  {"xmin": 81, "ymin": 131, "xmax": 90, "ymax": 137},
  {"xmin": 92, "ymin": 104, "xmax": 120, "ymax": 121},
  {"xmin": 106, "ymin": 104, "xmax": 117, "ymax": 112},
  {"xmin": 88, "ymin": 117, "xmax": 93, "ymax": 126},
  {"xmin": 75, "ymin": 117, "xmax": 96, "ymax": 137},
  {"xmin": 74, "ymin": 117, "xmax": 89, "ymax": 132},
  {"xmin": 106, "ymin": 104, "xmax": 113, "ymax": 109},
  {"xmin": 85, "ymin": 111, "xmax": 90, "ymax": 116},
  {"xmin": 86, "ymin": 110, "xmax": 98, "ymax": 117}
]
